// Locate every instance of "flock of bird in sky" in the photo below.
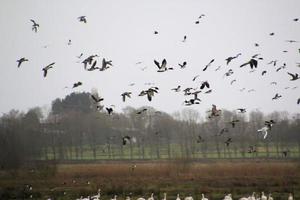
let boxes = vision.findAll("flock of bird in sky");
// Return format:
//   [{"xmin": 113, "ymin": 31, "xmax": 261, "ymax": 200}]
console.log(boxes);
[{"xmin": 15, "ymin": 14, "xmax": 300, "ymax": 150}]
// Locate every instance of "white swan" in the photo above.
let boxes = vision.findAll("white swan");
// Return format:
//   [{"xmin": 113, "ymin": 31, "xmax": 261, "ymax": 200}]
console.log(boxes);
[
  {"xmin": 201, "ymin": 194, "xmax": 208, "ymax": 200},
  {"xmin": 162, "ymin": 193, "xmax": 167, "ymax": 200},
  {"xmin": 288, "ymin": 193, "xmax": 293, "ymax": 200},
  {"xmin": 91, "ymin": 189, "xmax": 101, "ymax": 200},
  {"xmin": 261, "ymin": 192, "xmax": 267, "ymax": 200},
  {"xmin": 184, "ymin": 194, "xmax": 193, "ymax": 200},
  {"xmin": 176, "ymin": 194, "xmax": 181, "ymax": 200}
]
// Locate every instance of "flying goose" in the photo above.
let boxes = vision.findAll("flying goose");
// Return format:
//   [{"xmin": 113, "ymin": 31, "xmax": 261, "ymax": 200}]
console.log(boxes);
[
  {"xmin": 72, "ymin": 82, "xmax": 82, "ymax": 88},
  {"xmin": 182, "ymin": 35, "xmax": 187, "ymax": 42},
  {"xmin": 262, "ymin": 70, "xmax": 267, "ymax": 76},
  {"xmin": 267, "ymin": 60, "xmax": 277, "ymax": 66},
  {"xmin": 196, "ymin": 135, "xmax": 205, "ymax": 143},
  {"xmin": 136, "ymin": 108, "xmax": 147, "ymax": 114},
  {"xmin": 122, "ymin": 136, "xmax": 137, "ymax": 145},
  {"xmin": 203, "ymin": 59, "xmax": 215, "ymax": 71},
  {"xmin": 30, "ymin": 19, "xmax": 39, "ymax": 32},
  {"xmin": 240, "ymin": 59, "xmax": 258, "ymax": 69},
  {"xmin": 225, "ymin": 53, "xmax": 241, "ymax": 65},
  {"xmin": 209, "ymin": 104, "xmax": 221, "ymax": 118},
  {"xmin": 154, "ymin": 59, "xmax": 173, "ymax": 72},
  {"xmin": 228, "ymin": 119, "xmax": 239, "ymax": 128},
  {"xmin": 200, "ymin": 81, "xmax": 210, "ymax": 89},
  {"xmin": 121, "ymin": 92, "xmax": 132, "ymax": 102},
  {"xmin": 171, "ymin": 85, "xmax": 181, "ymax": 92},
  {"xmin": 42, "ymin": 62, "xmax": 55, "ymax": 77},
  {"xmin": 225, "ymin": 138, "xmax": 232, "ymax": 146},
  {"xmin": 178, "ymin": 61, "xmax": 187, "ymax": 69},
  {"xmin": 78, "ymin": 16, "xmax": 87, "ymax": 23},
  {"xmin": 91, "ymin": 94, "xmax": 104, "ymax": 103},
  {"xmin": 272, "ymin": 93, "xmax": 282, "ymax": 100},
  {"xmin": 237, "ymin": 108, "xmax": 246, "ymax": 113},
  {"xmin": 106, "ymin": 107, "xmax": 113, "ymax": 115},
  {"xmin": 100, "ymin": 58, "xmax": 113, "ymax": 71},
  {"xmin": 287, "ymin": 72, "xmax": 299, "ymax": 80},
  {"xmin": 17, "ymin": 57, "xmax": 28, "ymax": 67},
  {"xmin": 139, "ymin": 87, "xmax": 159, "ymax": 101}
]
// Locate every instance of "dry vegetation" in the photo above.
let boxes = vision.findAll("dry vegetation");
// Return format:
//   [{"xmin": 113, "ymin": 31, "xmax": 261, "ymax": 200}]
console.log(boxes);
[{"xmin": 0, "ymin": 160, "xmax": 300, "ymax": 199}]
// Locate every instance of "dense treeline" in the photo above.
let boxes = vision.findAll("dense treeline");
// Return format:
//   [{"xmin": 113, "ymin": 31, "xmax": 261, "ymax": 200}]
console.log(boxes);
[{"xmin": 1, "ymin": 92, "xmax": 300, "ymax": 169}]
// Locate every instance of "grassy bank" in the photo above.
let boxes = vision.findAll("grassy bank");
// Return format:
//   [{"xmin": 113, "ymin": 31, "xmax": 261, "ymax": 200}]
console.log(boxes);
[{"xmin": 0, "ymin": 160, "xmax": 300, "ymax": 199}]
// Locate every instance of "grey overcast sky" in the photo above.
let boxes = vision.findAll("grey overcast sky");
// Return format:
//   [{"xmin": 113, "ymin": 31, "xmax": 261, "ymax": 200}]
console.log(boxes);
[{"xmin": 0, "ymin": 0, "xmax": 299, "ymax": 116}]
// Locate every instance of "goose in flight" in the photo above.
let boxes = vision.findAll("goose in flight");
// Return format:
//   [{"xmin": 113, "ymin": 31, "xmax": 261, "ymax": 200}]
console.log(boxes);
[
  {"xmin": 121, "ymin": 92, "xmax": 132, "ymax": 102},
  {"xmin": 269, "ymin": 32, "xmax": 275, "ymax": 36},
  {"xmin": 287, "ymin": 72, "xmax": 299, "ymax": 80},
  {"xmin": 17, "ymin": 57, "xmax": 28, "ymax": 67},
  {"xmin": 171, "ymin": 85, "xmax": 181, "ymax": 92},
  {"xmin": 30, "ymin": 19, "xmax": 39, "ymax": 32},
  {"xmin": 240, "ymin": 59, "xmax": 258, "ymax": 69},
  {"xmin": 248, "ymin": 89, "xmax": 255, "ymax": 93},
  {"xmin": 228, "ymin": 119, "xmax": 239, "ymax": 128},
  {"xmin": 215, "ymin": 66, "xmax": 221, "ymax": 71},
  {"xmin": 91, "ymin": 94, "xmax": 104, "ymax": 103},
  {"xmin": 178, "ymin": 61, "xmax": 187, "ymax": 69},
  {"xmin": 262, "ymin": 70, "xmax": 267, "ymax": 76},
  {"xmin": 154, "ymin": 31, "xmax": 158, "ymax": 34},
  {"xmin": 106, "ymin": 107, "xmax": 113, "ymax": 115},
  {"xmin": 183, "ymin": 87, "xmax": 194, "ymax": 95},
  {"xmin": 237, "ymin": 108, "xmax": 246, "ymax": 113},
  {"xmin": 154, "ymin": 59, "xmax": 173, "ymax": 72},
  {"xmin": 136, "ymin": 108, "xmax": 147, "ymax": 114},
  {"xmin": 258, "ymin": 120, "xmax": 275, "ymax": 139},
  {"xmin": 122, "ymin": 136, "xmax": 136, "ymax": 145},
  {"xmin": 139, "ymin": 87, "xmax": 159, "ymax": 101},
  {"xmin": 272, "ymin": 93, "xmax": 282, "ymax": 100},
  {"xmin": 182, "ymin": 35, "xmax": 187, "ymax": 42},
  {"xmin": 199, "ymin": 14, "xmax": 205, "ymax": 18},
  {"xmin": 286, "ymin": 40, "xmax": 298, "ymax": 43},
  {"xmin": 42, "ymin": 62, "xmax": 55, "ymax": 77},
  {"xmin": 209, "ymin": 104, "xmax": 221, "ymax": 118},
  {"xmin": 73, "ymin": 82, "xmax": 82, "ymax": 88},
  {"xmin": 248, "ymin": 146, "xmax": 257, "ymax": 153},
  {"xmin": 196, "ymin": 135, "xmax": 205, "ymax": 143},
  {"xmin": 200, "ymin": 81, "xmax": 210, "ymax": 89},
  {"xmin": 184, "ymin": 98, "xmax": 201, "ymax": 106},
  {"xmin": 297, "ymin": 98, "xmax": 300, "ymax": 104},
  {"xmin": 224, "ymin": 138, "xmax": 232, "ymax": 146},
  {"xmin": 203, "ymin": 59, "xmax": 215, "ymax": 71},
  {"xmin": 225, "ymin": 53, "xmax": 241, "ymax": 65},
  {"xmin": 270, "ymin": 81, "xmax": 277, "ymax": 85},
  {"xmin": 78, "ymin": 16, "xmax": 87, "ymax": 23},
  {"xmin": 267, "ymin": 60, "xmax": 277, "ymax": 66},
  {"xmin": 204, "ymin": 89, "xmax": 212, "ymax": 94},
  {"xmin": 77, "ymin": 53, "xmax": 83, "ymax": 59},
  {"xmin": 100, "ymin": 58, "xmax": 113, "ymax": 71},
  {"xmin": 87, "ymin": 60, "xmax": 99, "ymax": 71},
  {"xmin": 282, "ymin": 149, "xmax": 290, "ymax": 157},
  {"xmin": 82, "ymin": 55, "xmax": 98, "ymax": 69},
  {"xmin": 192, "ymin": 75, "xmax": 200, "ymax": 81},
  {"xmin": 230, "ymin": 79, "xmax": 236, "ymax": 85},
  {"xmin": 224, "ymin": 69, "xmax": 234, "ymax": 77},
  {"xmin": 218, "ymin": 128, "xmax": 229, "ymax": 136}
]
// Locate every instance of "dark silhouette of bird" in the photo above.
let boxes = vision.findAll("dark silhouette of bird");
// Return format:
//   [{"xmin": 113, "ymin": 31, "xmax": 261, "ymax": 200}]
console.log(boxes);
[
  {"xmin": 195, "ymin": 20, "xmax": 200, "ymax": 24},
  {"xmin": 267, "ymin": 60, "xmax": 277, "ymax": 66},
  {"xmin": 228, "ymin": 119, "xmax": 239, "ymax": 128},
  {"xmin": 77, "ymin": 53, "xmax": 83, "ymax": 59},
  {"xmin": 262, "ymin": 70, "xmax": 267, "ymax": 76},
  {"xmin": 17, "ymin": 57, "xmax": 28, "ymax": 67},
  {"xmin": 225, "ymin": 53, "xmax": 241, "ymax": 65},
  {"xmin": 224, "ymin": 138, "xmax": 232, "ymax": 146},
  {"xmin": 269, "ymin": 32, "xmax": 275, "ymax": 36},
  {"xmin": 203, "ymin": 59, "xmax": 215, "ymax": 71},
  {"xmin": 171, "ymin": 85, "xmax": 181, "ymax": 92},
  {"xmin": 200, "ymin": 81, "xmax": 209, "ymax": 89},
  {"xmin": 240, "ymin": 59, "xmax": 258, "ymax": 69},
  {"xmin": 265, "ymin": 120, "xmax": 275, "ymax": 130},
  {"xmin": 230, "ymin": 79, "xmax": 236, "ymax": 85},
  {"xmin": 154, "ymin": 31, "xmax": 158, "ymax": 34},
  {"xmin": 286, "ymin": 40, "xmax": 298, "ymax": 43},
  {"xmin": 204, "ymin": 89, "xmax": 212, "ymax": 94},
  {"xmin": 139, "ymin": 87, "xmax": 159, "ymax": 101},
  {"xmin": 106, "ymin": 107, "xmax": 113, "ymax": 115},
  {"xmin": 218, "ymin": 128, "xmax": 229, "ymax": 136},
  {"xmin": 293, "ymin": 18, "xmax": 299, "ymax": 21},
  {"xmin": 182, "ymin": 35, "xmax": 187, "ymax": 42},
  {"xmin": 121, "ymin": 92, "xmax": 132, "ymax": 102},
  {"xmin": 91, "ymin": 94, "xmax": 104, "ymax": 103},
  {"xmin": 224, "ymin": 69, "xmax": 234, "ymax": 77},
  {"xmin": 248, "ymin": 89, "xmax": 255, "ymax": 93},
  {"xmin": 199, "ymin": 14, "xmax": 205, "ymax": 18},
  {"xmin": 100, "ymin": 58, "xmax": 113, "ymax": 71},
  {"xmin": 215, "ymin": 66, "xmax": 221, "ymax": 71},
  {"xmin": 183, "ymin": 87, "xmax": 194, "ymax": 95},
  {"xmin": 42, "ymin": 62, "xmax": 55, "ymax": 77},
  {"xmin": 78, "ymin": 16, "xmax": 87, "ymax": 23},
  {"xmin": 282, "ymin": 150, "xmax": 290, "ymax": 157},
  {"xmin": 276, "ymin": 63, "xmax": 286, "ymax": 72},
  {"xmin": 72, "ymin": 82, "xmax": 82, "ymax": 88},
  {"xmin": 154, "ymin": 59, "xmax": 172, "ymax": 72},
  {"xmin": 178, "ymin": 61, "xmax": 187, "ymax": 69},
  {"xmin": 184, "ymin": 98, "xmax": 201, "ymax": 106},
  {"xmin": 237, "ymin": 108, "xmax": 246, "ymax": 113},
  {"xmin": 87, "ymin": 60, "xmax": 99, "ymax": 71},
  {"xmin": 136, "ymin": 108, "xmax": 147, "ymax": 114},
  {"xmin": 122, "ymin": 136, "xmax": 136, "ymax": 145},
  {"xmin": 272, "ymin": 93, "xmax": 282, "ymax": 100},
  {"xmin": 196, "ymin": 135, "xmax": 205, "ymax": 143},
  {"xmin": 287, "ymin": 72, "xmax": 299, "ymax": 80},
  {"xmin": 67, "ymin": 39, "xmax": 72, "ymax": 45},
  {"xmin": 209, "ymin": 104, "xmax": 221, "ymax": 118},
  {"xmin": 192, "ymin": 75, "xmax": 200, "ymax": 81},
  {"xmin": 254, "ymin": 43, "xmax": 259, "ymax": 47},
  {"xmin": 297, "ymin": 98, "xmax": 300, "ymax": 104},
  {"xmin": 82, "ymin": 55, "xmax": 98, "ymax": 69},
  {"xmin": 30, "ymin": 19, "xmax": 39, "ymax": 32}
]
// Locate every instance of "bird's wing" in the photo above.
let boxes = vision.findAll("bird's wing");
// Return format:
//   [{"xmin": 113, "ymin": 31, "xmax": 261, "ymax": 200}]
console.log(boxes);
[
  {"xmin": 240, "ymin": 61, "xmax": 249, "ymax": 68},
  {"xmin": 161, "ymin": 59, "xmax": 167, "ymax": 68},
  {"xmin": 154, "ymin": 60, "xmax": 161, "ymax": 69}
]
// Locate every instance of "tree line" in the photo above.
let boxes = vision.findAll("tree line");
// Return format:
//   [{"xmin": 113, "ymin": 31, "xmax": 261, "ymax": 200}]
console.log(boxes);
[{"xmin": 1, "ymin": 92, "xmax": 300, "ymax": 169}]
